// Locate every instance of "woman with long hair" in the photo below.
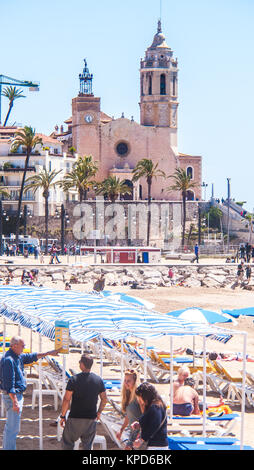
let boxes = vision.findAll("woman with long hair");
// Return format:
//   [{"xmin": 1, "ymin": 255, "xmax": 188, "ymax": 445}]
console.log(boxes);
[
  {"xmin": 132, "ymin": 382, "xmax": 168, "ymax": 450},
  {"xmin": 116, "ymin": 370, "xmax": 142, "ymax": 449}
]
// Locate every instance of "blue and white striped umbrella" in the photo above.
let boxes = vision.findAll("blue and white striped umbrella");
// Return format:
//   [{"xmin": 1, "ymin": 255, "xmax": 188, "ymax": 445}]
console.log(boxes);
[
  {"xmin": 0, "ymin": 286, "xmax": 233, "ymax": 343},
  {"xmin": 101, "ymin": 291, "xmax": 155, "ymax": 309},
  {"xmin": 165, "ymin": 307, "xmax": 232, "ymax": 325}
]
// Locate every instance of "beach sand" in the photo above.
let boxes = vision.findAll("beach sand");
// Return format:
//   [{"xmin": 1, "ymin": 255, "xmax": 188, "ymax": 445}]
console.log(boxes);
[{"xmin": 1, "ymin": 277, "xmax": 254, "ymax": 450}]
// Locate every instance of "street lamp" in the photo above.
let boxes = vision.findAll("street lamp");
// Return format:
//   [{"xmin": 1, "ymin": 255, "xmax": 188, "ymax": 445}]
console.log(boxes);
[
  {"xmin": 227, "ymin": 178, "xmax": 231, "ymax": 253},
  {"xmin": 202, "ymin": 182, "xmax": 208, "ymax": 201},
  {"xmin": 0, "ymin": 199, "xmax": 2, "ymax": 256},
  {"xmin": 61, "ymin": 204, "xmax": 69, "ymax": 255}
]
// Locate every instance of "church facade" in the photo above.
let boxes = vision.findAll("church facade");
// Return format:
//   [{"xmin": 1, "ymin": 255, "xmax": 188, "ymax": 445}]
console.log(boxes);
[{"xmin": 56, "ymin": 21, "xmax": 202, "ymax": 202}]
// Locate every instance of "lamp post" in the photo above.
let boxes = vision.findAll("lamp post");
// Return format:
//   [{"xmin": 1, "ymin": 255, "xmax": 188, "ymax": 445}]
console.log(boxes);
[
  {"xmin": 0, "ymin": 199, "xmax": 2, "ymax": 256},
  {"xmin": 24, "ymin": 205, "xmax": 27, "ymax": 236},
  {"xmin": 198, "ymin": 204, "xmax": 201, "ymax": 245},
  {"xmin": 60, "ymin": 204, "xmax": 69, "ymax": 255},
  {"xmin": 202, "ymin": 182, "xmax": 208, "ymax": 201},
  {"xmin": 227, "ymin": 178, "xmax": 231, "ymax": 253}
]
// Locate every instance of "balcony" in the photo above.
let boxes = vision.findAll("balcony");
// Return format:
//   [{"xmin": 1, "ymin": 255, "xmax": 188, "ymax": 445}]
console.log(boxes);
[
  {"xmin": 7, "ymin": 151, "xmax": 42, "ymax": 156},
  {"xmin": 1, "ymin": 195, "xmax": 35, "ymax": 202},
  {"xmin": 0, "ymin": 166, "xmax": 36, "ymax": 172}
]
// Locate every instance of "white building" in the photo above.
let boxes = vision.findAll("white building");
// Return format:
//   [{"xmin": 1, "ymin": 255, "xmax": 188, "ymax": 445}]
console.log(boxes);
[{"xmin": 0, "ymin": 126, "xmax": 78, "ymax": 218}]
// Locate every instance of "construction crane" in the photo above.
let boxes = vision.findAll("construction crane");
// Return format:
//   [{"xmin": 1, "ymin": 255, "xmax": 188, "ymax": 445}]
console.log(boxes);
[{"xmin": 0, "ymin": 75, "xmax": 39, "ymax": 125}]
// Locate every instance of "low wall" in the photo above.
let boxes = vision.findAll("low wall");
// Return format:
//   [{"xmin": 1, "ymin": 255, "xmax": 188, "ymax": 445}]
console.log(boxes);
[{"xmin": 1, "ymin": 263, "xmax": 251, "ymax": 290}]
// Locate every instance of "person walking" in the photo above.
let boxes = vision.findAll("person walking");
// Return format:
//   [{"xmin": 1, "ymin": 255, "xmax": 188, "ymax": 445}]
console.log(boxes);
[
  {"xmin": 49, "ymin": 244, "xmax": 61, "ymax": 264},
  {"xmin": 0, "ymin": 336, "xmax": 60, "ymax": 450},
  {"xmin": 192, "ymin": 243, "xmax": 199, "ymax": 263},
  {"xmin": 116, "ymin": 369, "xmax": 142, "ymax": 449},
  {"xmin": 237, "ymin": 260, "xmax": 245, "ymax": 284},
  {"xmin": 131, "ymin": 382, "xmax": 168, "ymax": 450},
  {"xmin": 246, "ymin": 264, "xmax": 252, "ymax": 284},
  {"xmin": 60, "ymin": 354, "xmax": 107, "ymax": 450}
]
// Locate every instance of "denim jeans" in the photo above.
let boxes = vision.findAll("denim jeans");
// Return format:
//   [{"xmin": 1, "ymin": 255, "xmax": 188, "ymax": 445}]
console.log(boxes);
[{"xmin": 2, "ymin": 393, "xmax": 24, "ymax": 450}]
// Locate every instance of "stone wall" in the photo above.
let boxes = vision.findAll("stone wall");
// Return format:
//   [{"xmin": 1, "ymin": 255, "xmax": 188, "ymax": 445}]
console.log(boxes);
[{"xmin": 2, "ymin": 263, "xmax": 251, "ymax": 290}]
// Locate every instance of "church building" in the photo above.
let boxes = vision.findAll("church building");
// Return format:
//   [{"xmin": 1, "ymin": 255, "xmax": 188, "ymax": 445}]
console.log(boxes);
[{"xmin": 56, "ymin": 21, "xmax": 202, "ymax": 202}]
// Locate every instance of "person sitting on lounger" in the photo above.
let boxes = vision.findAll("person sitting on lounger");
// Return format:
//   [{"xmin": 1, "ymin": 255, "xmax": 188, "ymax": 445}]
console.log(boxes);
[{"xmin": 172, "ymin": 366, "xmax": 200, "ymax": 416}]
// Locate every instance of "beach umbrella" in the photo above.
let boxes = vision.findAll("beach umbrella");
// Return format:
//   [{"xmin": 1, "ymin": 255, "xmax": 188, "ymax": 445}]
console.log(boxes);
[
  {"xmin": 165, "ymin": 307, "xmax": 233, "ymax": 325},
  {"xmin": 222, "ymin": 307, "xmax": 254, "ymax": 319},
  {"xmin": 100, "ymin": 290, "xmax": 155, "ymax": 309},
  {"xmin": 165, "ymin": 307, "xmax": 233, "ymax": 369},
  {"xmin": 0, "ymin": 286, "xmax": 246, "ymax": 449}
]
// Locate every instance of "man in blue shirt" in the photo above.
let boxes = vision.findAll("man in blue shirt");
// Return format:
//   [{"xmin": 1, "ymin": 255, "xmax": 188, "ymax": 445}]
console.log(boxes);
[
  {"xmin": 0, "ymin": 335, "xmax": 60, "ymax": 450},
  {"xmin": 193, "ymin": 243, "xmax": 199, "ymax": 263}
]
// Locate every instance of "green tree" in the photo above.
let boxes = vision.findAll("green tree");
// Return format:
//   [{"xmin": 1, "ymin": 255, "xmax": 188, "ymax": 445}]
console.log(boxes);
[
  {"xmin": 205, "ymin": 206, "xmax": 223, "ymax": 230},
  {"xmin": 11, "ymin": 126, "xmax": 43, "ymax": 244},
  {"xmin": 96, "ymin": 176, "xmax": 132, "ymax": 203},
  {"xmin": 2, "ymin": 86, "xmax": 25, "ymax": 127},
  {"xmin": 132, "ymin": 159, "xmax": 165, "ymax": 245},
  {"xmin": 24, "ymin": 168, "xmax": 62, "ymax": 254},
  {"xmin": 60, "ymin": 155, "xmax": 98, "ymax": 203},
  {"xmin": 167, "ymin": 168, "xmax": 197, "ymax": 247}
]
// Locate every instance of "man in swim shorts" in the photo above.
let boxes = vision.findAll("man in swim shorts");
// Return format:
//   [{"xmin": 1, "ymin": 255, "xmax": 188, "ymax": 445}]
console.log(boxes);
[{"xmin": 172, "ymin": 368, "xmax": 200, "ymax": 416}]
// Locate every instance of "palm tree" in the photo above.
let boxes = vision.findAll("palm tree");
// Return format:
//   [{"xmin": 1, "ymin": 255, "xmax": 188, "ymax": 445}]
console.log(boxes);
[
  {"xmin": 2, "ymin": 86, "xmax": 25, "ymax": 126},
  {"xmin": 11, "ymin": 126, "xmax": 43, "ymax": 244},
  {"xmin": 132, "ymin": 159, "xmax": 166, "ymax": 245},
  {"xmin": 95, "ymin": 176, "xmax": 132, "ymax": 202},
  {"xmin": 24, "ymin": 168, "xmax": 62, "ymax": 254},
  {"xmin": 167, "ymin": 167, "xmax": 197, "ymax": 248},
  {"xmin": 60, "ymin": 155, "xmax": 98, "ymax": 203},
  {"xmin": 0, "ymin": 187, "xmax": 10, "ymax": 200}
]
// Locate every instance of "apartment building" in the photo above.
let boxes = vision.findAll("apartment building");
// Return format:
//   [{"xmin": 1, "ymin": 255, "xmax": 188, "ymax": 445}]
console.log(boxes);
[{"xmin": 0, "ymin": 126, "xmax": 78, "ymax": 218}]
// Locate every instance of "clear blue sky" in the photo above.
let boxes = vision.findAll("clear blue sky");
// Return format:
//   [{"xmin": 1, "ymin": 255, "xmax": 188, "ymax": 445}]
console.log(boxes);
[{"xmin": 1, "ymin": 0, "xmax": 254, "ymax": 210}]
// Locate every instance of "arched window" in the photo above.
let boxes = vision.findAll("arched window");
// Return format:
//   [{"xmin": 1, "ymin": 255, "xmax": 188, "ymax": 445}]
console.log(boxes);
[
  {"xmin": 160, "ymin": 74, "xmax": 166, "ymax": 95},
  {"xmin": 173, "ymin": 75, "xmax": 176, "ymax": 96},
  {"xmin": 148, "ymin": 75, "xmax": 152, "ymax": 95},
  {"xmin": 187, "ymin": 190, "xmax": 195, "ymax": 201},
  {"xmin": 187, "ymin": 167, "xmax": 193, "ymax": 179},
  {"xmin": 141, "ymin": 75, "xmax": 144, "ymax": 96}
]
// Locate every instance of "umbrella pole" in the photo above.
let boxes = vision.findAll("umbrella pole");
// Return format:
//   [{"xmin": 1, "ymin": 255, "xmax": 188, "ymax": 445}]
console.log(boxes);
[
  {"xmin": 62, "ymin": 354, "xmax": 66, "ymax": 400},
  {"xmin": 202, "ymin": 336, "xmax": 207, "ymax": 437},
  {"xmin": 39, "ymin": 334, "xmax": 43, "ymax": 450},
  {"xmin": 121, "ymin": 340, "xmax": 124, "ymax": 382},
  {"xmin": 30, "ymin": 329, "xmax": 33, "ymax": 375},
  {"xmin": 193, "ymin": 336, "xmax": 195, "ymax": 368},
  {"xmin": 144, "ymin": 339, "xmax": 147, "ymax": 382},
  {"xmin": 169, "ymin": 336, "xmax": 174, "ymax": 421},
  {"xmin": 100, "ymin": 335, "xmax": 103, "ymax": 378},
  {"xmin": 3, "ymin": 317, "xmax": 6, "ymax": 353},
  {"xmin": 240, "ymin": 332, "xmax": 247, "ymax": 450},
  {"xmin": 1, "ymin": 318, "xmax": 6, "ymax": 417}
]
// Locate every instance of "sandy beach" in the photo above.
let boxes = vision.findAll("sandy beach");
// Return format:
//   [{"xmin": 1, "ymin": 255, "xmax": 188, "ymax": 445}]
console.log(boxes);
[{"xmin": 1, "ymin": 268, "xmax": 254, "ymax": 450}]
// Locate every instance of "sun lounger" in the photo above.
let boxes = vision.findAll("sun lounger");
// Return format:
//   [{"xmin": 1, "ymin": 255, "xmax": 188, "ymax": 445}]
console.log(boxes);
[
  {"xmin": 210, "ymin": 360, "xmax": 242, "ymax": 383},
  {"xmin": 100, "ymin": 413, "xmax": 126, "ymax": 449},
  {"xmin": 175, "ymin": 443, "xmax": 253, "ymax": 450},
  {"xmin": 168, "ymin": 413, "xmax": 240, "ymax": 437},
  {"xmin": 168, "ymin": 436, "xmax": 239, "ymax": 450},
  {"xmin": 241, "ymin": 370, "xmax": 254, "ymax": 387},
  {"xmin": 226, "ymin": 382, "xmax": 254, "ymax": 408}
]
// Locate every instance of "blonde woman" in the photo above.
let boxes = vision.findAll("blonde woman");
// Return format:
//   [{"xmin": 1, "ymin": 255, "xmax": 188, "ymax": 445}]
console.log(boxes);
[{"xmin": 116, "ymin": 370, "xmax": 142, "ymax": 449}]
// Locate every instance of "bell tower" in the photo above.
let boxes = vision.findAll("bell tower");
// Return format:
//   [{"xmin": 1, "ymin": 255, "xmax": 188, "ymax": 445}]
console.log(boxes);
[
  {"xmin": 72, "ymin": 59, "xmax": 101, "ymax": 154},
  {"xmin": 140, "ymin": 21, "xmax": 179, "ymax": 144}
]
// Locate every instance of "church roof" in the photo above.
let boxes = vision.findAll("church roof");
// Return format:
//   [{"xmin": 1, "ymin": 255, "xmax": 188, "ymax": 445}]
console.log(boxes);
[{"xmin": 148, "ymin": 20, "xmax": 171, "ymax": 50}]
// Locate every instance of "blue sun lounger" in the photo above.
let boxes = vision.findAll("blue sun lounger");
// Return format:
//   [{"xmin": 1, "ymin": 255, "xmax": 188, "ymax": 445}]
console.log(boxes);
[
  {"xmin": 175, "ymin": 443, "xmax": 253, "ymax": 450},
  {"xmin": 161, "ymin": 357, "xmax": 193, "ymax": 364},
  {"xmin": 104, "ymin": 379, "xmax": 121, "ymax": 390},
  {"xmin": 168, "ymin": 436, "xmax": 238, "ymax": 450}
]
